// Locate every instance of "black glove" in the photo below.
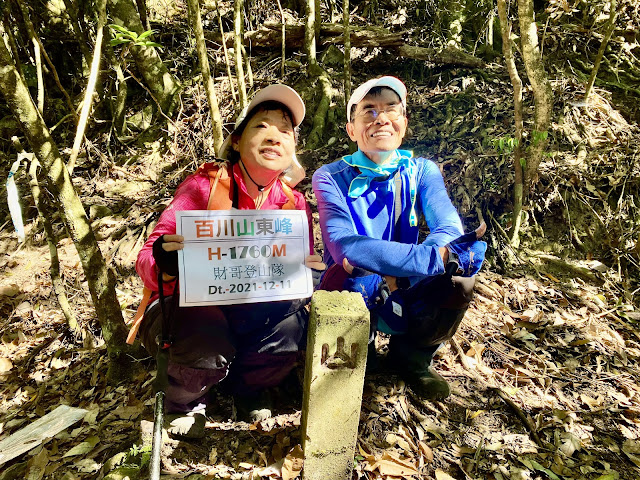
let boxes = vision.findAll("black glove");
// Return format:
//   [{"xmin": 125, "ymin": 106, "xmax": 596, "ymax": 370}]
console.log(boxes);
[
  {"xmin": 152, "ymin": 235, "xmax": 179, "ymax": 277},
  {"xmin": 311, "ymin": 268, "xmax": 324, "ymax": 289},
  {"xmin": 445, "ymin": 231, "xmax": 487, "ymax": 277}
]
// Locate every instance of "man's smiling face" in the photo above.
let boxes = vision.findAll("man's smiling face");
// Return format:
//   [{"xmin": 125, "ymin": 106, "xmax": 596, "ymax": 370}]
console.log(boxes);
[{"xmin": 346, "ymin": 87, "xmax": 408, "ymax": 165}]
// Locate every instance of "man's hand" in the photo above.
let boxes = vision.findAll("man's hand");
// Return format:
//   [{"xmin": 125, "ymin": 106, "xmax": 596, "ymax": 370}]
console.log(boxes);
[
  {"xmin": 342, "ymin": 257, "xmax": 354, "ymax": 274},
  {"xmin": 445, "ymin": 222, "xmax": 488, "ymax": 277},
  {"xmin": 475, "ymin": 222, "xmax": 487, "ymax": 238},
  {"xmin": 343, "ymin": 257, "xmax": 398, "ymax": 292}
]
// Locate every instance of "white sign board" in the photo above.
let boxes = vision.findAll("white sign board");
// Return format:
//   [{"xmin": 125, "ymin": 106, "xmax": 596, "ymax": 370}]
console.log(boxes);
[{"xmin": 176, "ymin": 210, "xmax": 312, "ymax": 306}]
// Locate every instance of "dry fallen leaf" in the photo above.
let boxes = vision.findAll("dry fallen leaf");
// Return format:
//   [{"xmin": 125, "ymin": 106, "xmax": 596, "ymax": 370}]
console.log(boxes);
[
  {"xmin": 0, "ymin": 357, "xmax": 13, "ymax": 374},
  {"xmin": 364, "ymin": 451, "xmax": 419, "ymax": 476},
  {"xmin": 282, "ymin": 444, "xmax": 303, "ymax": 480},
  {"xmin": 26, "ymin": 447, "xmax": 48, "ymax": 480},
  {"xmin": 62, "ymin": 436, "xmax": 99, "ymax": 458},
  {"xmin": 418, "ymin": 441, "xmax": 434, "ymax": 463},
  {"xmin": 435, "ymin": 468, "xmax": 456, "ymax": 480}
]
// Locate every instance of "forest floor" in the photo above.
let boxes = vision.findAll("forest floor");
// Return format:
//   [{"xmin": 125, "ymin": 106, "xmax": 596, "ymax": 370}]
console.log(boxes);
[
  {"xmin": 1, "ymin": 2, "xmax": 640, "ymax": 480},
  {"xmin": 1, "ymin": 219, "xmax": 640, "ymax": 480}
]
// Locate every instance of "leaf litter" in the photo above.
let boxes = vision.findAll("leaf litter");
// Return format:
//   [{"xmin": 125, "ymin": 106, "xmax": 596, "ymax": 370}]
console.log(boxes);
[{"xmin": 1, "ymin": 8, "xmax": 640, "ymax": 479}]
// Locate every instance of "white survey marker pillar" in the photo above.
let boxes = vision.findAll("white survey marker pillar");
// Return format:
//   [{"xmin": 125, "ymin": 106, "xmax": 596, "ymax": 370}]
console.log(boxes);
[{"xmin": 301, "ymin": 290, "xmax": 369, "ymax": 480}]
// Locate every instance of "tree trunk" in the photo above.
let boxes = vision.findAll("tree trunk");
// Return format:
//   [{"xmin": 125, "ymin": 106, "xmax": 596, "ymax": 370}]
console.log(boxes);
[
  {"xmin": 1, "ymin": 7, "xmax": 26, "ymax": 84},
  {"xmin": 343, "ymin": 0, "xmax": 351, "ymax": 101},
  {"xmin": 234, "ymin": 0, "xmax": 247, "ymax": 109},
  {"xmin": 242, "ymin": 44, "xmax": 253, "ymax": 89},
  {"xmin": 186, "ymin": 0, "xmax": 224, "ymax": 155},
  {"xmin": 497, "ymin": 0, "xmax": 524, "ymax": 247},
  {"xmin": 0, "ymin": 31, "xmax": 132, "ymax": 382},
  {"xmin": 584, "ymin": 0, "xmax": 618, "ymax": 101},
  {"xmin": 304, "ymin": 0, "xmax": 317, "ymax": 67},
  {"xmin": 209, "ymin": 24, "xmax": 484, "ymax": 68},
  {"xmin": 27, "ymin": 158, "xmax": 80, "ymax": 335},
  {"xmin": 275, "ymin": 0, "xmax": 286, "ymax": 78},
  {"xmin": 306, "ymin": 66, "xmax": 332, "ymax": 149},
  {"xmin": 107, "ymin": 0, "xmax": 181, "ymax": 116},
  {"xmin": 517, "ymin": 0, "xmax": 552, "ymax": 197},
  {"xmin": 134, "ymin": 0, "xmax": 150, "ymax": 31}
]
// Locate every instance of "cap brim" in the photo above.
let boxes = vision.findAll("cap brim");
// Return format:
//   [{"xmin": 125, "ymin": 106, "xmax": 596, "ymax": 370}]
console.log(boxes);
[
  {"xmin": 347, "ymin": 76, "xmax": 407, "ymax": 122},
  {"xmin": 219, "ymin": 84, "xmax": 305, "ymax": 160},
  {"xmin": 242, "ymin": 84, "xmax": 305, "ymax": 128}
]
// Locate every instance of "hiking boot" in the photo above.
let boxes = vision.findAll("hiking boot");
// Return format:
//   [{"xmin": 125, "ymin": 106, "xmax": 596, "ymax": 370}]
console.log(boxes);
[
  {"xmin": 232, "ymin": 390, "xmax": 273, "ymax": 423},
  {"xmin": 387, "ymin": 336, "xmax": 449, "ymax": 400},
  {"xmin": 404, "ymin": 366, "xmax": 450, "ymax": 401},
  {"xmin": 166, "ymin": 411, "xmax": 206, "ymax": 439}
]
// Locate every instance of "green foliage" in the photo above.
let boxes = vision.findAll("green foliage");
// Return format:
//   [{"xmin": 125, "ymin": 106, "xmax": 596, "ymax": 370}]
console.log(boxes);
[
  {"xmin": 492, "ymin": 135, "xmax": 519, "ymax": 155},
  {"xmin": 109, "ymin": 25, "xmax": 162, "ymax": 49},
  {"xmin": 125, "ymin": 443, "xmax": 151, "ymax": 468},
  {"xmin": 531, "ymin": 129, "xmax": 549, "ymax": 146}
]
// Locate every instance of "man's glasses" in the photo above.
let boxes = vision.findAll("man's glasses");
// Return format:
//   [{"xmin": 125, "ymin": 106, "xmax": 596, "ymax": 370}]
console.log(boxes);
[{"xmin": 353, "ymin": 104, "xmax": 405, "ymax": 123}]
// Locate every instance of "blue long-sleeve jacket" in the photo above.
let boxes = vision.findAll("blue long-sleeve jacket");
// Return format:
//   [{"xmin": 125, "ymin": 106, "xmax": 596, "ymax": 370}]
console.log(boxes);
[{"xmin": 312, "ymin": 150, "xmax": 463, "ymax": 282}]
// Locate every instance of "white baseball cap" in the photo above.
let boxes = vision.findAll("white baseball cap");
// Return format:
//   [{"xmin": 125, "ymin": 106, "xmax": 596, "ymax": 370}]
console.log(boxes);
[
  {"xmin": 346, "ymin": 76, "xmax": 407, "ymax": 122},
  {"xmin": 219, "ymin": 84, "xmax": 305, "ymax": 159}
]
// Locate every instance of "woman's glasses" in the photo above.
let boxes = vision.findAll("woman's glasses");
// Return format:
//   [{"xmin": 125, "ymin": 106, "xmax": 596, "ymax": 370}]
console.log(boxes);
[{"xmin": 353, "ymin": 104, "xmax": 405, "ymax": 123}]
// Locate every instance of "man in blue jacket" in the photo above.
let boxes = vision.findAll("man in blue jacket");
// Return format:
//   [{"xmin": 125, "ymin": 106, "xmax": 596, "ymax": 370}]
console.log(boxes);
[{"xmin": 312, "ymin": 76, "xmax": 486, "ymax": 400}]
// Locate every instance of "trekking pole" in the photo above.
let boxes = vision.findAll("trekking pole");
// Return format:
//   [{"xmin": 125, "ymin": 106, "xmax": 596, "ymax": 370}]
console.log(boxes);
[
  {"xmin": 149, "ymin": 340, "xmax": 169, "ymax": 480},
  {"xmin": 149, "ymin": 272, "xmax": 176, "ymax": 480}
]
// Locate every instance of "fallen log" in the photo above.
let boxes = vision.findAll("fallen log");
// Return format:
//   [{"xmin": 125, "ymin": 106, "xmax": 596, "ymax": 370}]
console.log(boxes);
[
  {"xmin": 392, "ymin": 45, "xmax": 484, "ymax": 68},
  {"xmin": 208, "ymin": 24, "xmax": 404, "ymax": 49},
  {"xmin": 206, "ymin": 23, "xmax": 484, "ymax": 68}
]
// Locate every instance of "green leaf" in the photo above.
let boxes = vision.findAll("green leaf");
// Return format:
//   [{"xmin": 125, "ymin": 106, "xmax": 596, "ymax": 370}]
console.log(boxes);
[
  {"xmin": 108, "ymin": 24, "xmax": 132, "ymax": 35},
  {"xmin": 137, "ymin": 29, "xmax": 156, "ymax": 41},
  {"xmin": 63, "ymin": 436, "xmax": 100, "ymax": 457},
  {"xmin": 594, "ymin": 473, "xmax": 617, "ymax": 480},
  {"xmin": 109, "ymin": 38, "xmax": 131, "ymax": 46},
  {"xmin": 529, "ymin": 459, "xmax": 562, "ymax": 480},
  {"xmin": 136, "ymin": 41, "xmax": 162, "ymax": 48}
]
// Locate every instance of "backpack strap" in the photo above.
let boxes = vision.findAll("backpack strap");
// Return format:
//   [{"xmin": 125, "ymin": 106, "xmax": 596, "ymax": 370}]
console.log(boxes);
[
  {"xmin": 126, "ymin": 286, "xmax": 152, "ymax": 344},
  {"xmin": 280, "ymin": 181, "xmax": 297, "ymax": 210},
  {"xmin": 202, "ymin": 163, "xmax": 234, "ymax": 210}
]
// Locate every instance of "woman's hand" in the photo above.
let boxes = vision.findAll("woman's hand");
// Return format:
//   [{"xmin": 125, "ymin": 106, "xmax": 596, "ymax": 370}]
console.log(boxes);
[
  {"xmin": 161, "ymin": 234, "xmax": 185, "ymax": 252},
  {"xmin": 305, "ymin": 254, "xmax": 326, "ymax": 271},
  {"xmin": 306, "ymin": 254, "xmax": 326, "ymax": 289},
  {"xmin": 152, "ymin": 234, "xmax": 184, "ymax": 281}
]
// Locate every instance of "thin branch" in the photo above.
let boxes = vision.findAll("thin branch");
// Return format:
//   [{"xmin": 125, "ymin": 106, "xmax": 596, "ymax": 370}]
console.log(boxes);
[
  {"xmin": 67, "ymin": 0, "xmax": 108, "ymax": 173},
  {"xmin": 275, "ymin": 0, "xmax": 286, "ymax": 78},
  {"xmin": 214, "ymin": 0, "xmax": 236, "ymax": 101},
  {"xmin": 15, "ymin": 0, "xmax": 43, "ymax": 113},
  {"xmin": 16, "ymin": 0, "xmax": 77, "ymax": 121}
]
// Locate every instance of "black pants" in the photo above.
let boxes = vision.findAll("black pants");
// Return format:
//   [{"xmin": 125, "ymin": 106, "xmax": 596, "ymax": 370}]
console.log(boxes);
[
  {"xmin": 140, "ymin": 297, "xmax": 307, "ymax": 412},
  {"xmin": 384, "ymin": 274, "xmax": 475, "ymax": 370},
  {"xmin": 319, "ymin": 264, "xmax": 475, "ymax": 367}
]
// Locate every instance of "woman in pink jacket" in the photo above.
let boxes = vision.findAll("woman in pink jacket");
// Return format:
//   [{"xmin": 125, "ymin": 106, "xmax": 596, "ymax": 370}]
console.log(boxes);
[{"xmin": 135, "ymin": 85, "xmax": 323, "ymax": 436}]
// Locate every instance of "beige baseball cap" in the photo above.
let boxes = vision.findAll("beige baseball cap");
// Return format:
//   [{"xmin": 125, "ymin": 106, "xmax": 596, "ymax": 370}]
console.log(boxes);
[
  {"xmin": 219, "ymin": 84, "xmax": 305, "ymax": 160},
  {"xmin": 346, "ymin": 76, "xmax": 407, "ymax": 122}
]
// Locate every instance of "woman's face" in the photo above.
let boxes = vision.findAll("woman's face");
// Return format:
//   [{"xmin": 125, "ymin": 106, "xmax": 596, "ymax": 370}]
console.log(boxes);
[{"xmin": 232, "ymin": 108, "xmax": 296, "ymax": 175}]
